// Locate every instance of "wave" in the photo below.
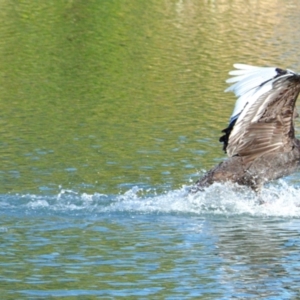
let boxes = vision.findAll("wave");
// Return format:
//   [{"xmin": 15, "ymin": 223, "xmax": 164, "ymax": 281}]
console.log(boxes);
[{"xmin": 1, "ymin": 180, "xmax": 300, "ymax": 218}]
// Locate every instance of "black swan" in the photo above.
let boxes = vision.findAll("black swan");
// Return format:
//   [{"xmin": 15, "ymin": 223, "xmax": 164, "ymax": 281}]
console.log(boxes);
[{"xmin": 193, "ymin": 64, "xmax": 300, "ymax": 192}]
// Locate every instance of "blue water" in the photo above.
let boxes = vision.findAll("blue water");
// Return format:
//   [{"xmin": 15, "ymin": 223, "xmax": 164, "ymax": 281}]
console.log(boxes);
[
  {"xmin": 2, "ymin": 0, "xmax": 300, "ymax": 298},
  {"xmin": 2, "ymin": 182, "xmax": 300, "ymax": 299}
]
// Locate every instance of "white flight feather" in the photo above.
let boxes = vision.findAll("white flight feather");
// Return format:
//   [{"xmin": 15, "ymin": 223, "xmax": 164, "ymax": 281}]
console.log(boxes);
[
  {"xmin": 226, "ymin": 64, "xmax": 295, "ymax": 123},
  {"xmin": 225, "ymin": 65, "xmax": 278, "ymax": 122}
]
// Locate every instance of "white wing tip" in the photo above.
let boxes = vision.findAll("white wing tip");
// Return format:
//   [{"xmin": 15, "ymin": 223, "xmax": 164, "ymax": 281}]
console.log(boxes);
[{"xmin": 232, "ymin": 63, "xmax": 259, "ymax": 70}]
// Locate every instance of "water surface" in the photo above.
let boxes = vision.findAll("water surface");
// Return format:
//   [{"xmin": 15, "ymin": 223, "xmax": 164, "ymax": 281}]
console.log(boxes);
[{"xmin": 1, "ymin": 0, "xmax": 300, "ymax": 298}]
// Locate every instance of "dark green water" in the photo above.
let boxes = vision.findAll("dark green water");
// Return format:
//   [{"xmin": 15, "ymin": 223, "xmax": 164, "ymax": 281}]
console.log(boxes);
[
  {"xmin": 2, "ymin": 0, "xmax": 300, "ymax": 195},
  {"xmin": 2, "ymin": 1, "xmax": 300, "ymax": 299}
]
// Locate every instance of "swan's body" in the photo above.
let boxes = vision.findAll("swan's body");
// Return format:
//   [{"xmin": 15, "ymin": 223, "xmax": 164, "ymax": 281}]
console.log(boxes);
[{"xmin": 194, "ymin": 64, "xmax": 300, "ymax": 192}]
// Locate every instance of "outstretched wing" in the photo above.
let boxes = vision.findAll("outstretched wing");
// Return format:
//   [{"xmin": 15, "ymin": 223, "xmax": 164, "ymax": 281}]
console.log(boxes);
[{"xmin": 221, "ymin": 64, "xmax": 300, "ymax": 163}]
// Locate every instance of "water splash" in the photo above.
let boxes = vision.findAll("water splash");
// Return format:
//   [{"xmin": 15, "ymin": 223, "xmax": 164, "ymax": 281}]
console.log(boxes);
[
  {"xmin": 105, "ymin": 181, "xmax": 300, "ymax": 217},
  {"xmin": 1, "ymin": 181, "xmax": 300, "ymax": 218}
]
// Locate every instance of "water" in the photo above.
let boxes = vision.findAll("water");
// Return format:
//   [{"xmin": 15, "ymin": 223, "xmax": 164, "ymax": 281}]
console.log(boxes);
[
  {"xmin": 2, "ymin": 183, "xmax": 300, "ymax": 299},
  {"xmin": 2, "ymin": 0, "xmax": 300, "ymax": 298}
]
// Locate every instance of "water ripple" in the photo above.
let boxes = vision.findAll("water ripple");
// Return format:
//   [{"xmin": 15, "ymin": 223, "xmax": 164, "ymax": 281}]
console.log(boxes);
[{"xmin": 1, "ymin": 181, "xmax": 300, "ymax": 218}]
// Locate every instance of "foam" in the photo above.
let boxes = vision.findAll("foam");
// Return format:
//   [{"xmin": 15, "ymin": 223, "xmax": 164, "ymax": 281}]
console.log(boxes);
[{"xmin": 1, "ymin": 181, "xmax": 300, "ymax": 218}]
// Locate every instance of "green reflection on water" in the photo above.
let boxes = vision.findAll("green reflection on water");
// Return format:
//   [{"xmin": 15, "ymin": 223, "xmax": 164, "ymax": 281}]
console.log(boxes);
[
  {"xmin": 0, "ymin": 0, "xmax": 299, "ymax": 194},
  {"xmin": 0, "ymin": 215, "xmax": 221, "ymax": 299}
]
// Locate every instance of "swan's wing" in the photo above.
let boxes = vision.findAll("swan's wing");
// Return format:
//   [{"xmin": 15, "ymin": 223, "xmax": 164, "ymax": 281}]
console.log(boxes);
[{"xmin": 222, "ymin": 64, "xmax": 300, "ymax": 162}]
